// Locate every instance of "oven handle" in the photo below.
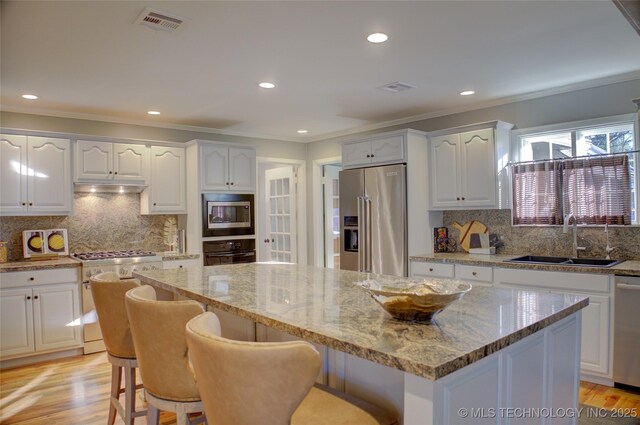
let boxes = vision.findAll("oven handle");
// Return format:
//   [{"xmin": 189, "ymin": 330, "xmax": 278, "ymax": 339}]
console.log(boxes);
[
  {"xmin": 82, "ymin": 276, "xmax": 136, "ymax": 286},
  {"xmin": 205, "ymin": 252, "xmax": 255, "ymax": 258}
]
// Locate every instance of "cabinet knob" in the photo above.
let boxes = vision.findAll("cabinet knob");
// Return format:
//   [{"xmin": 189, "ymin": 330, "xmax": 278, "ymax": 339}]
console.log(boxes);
[
  {"xmin": 456, "ymin": 197, "xmax": 460, "ymax": 201},
  {"xmin": 371, "ymin": 154, "xmax": 375, "ymax": 158},
  {"xmin": 29, "ymin": 203, "xmax": 33, "ymax": 206},
  {"xmin": 226, "ymin": 182, "xmax": 230, "ymax": 185},
  {"xmin": 179, "ymin": 265, "xmax": 184, "ymax": 268},
  {"xmin": 429, "ymin": 268, "xmax": 434, "ymax": 272},
  {"xmin": 461, "ymin": 197, "xmax": 465, "ymax": 200},
  {"xmin": 230, "ymin": 182, "xmax": 234, "ymax": 185},
  {"xmin": 153, "ymin": 202, "xmax": 157, "ymax": 206},
  {"xmin": 29, "ymin": 277, "xmax": 35, "ymax": 281},
  {"xmin": 366, "ymin": 154, "xmax": 370, "ymax": 158},
  {"xmin": 472, "ymin": 272, "xmax": 477, "ymax": 276},
  {"xmin": 114, "ymin": 171, "xmax": 118, "ymax": 175},
  {"xmin": 109, "ymin": 171, "xmax": 113, "ymax": 174},
  {"xmin": 26, "ymin": 296, "xmax": 31, "ymax": 300},
  {"xmin": 21, "ymin": 202, "xmax": 26, "ymax": 206},
  {"xmin": 34, "ymin": 295, "xmax": 39, "ymax": 300}
]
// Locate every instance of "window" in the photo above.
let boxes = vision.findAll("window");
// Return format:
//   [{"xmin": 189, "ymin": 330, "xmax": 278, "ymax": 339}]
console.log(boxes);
[{"xmin": 512, "ymin": 114, "xmax": 638, "ymax": 225}]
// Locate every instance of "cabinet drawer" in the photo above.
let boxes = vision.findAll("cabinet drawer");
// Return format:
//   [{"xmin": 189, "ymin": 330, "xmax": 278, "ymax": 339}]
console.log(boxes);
[
  {"xmin": 455, "ymin": 264, "xmax": 493, "ymax": 283},
  {"xmin": 0, "ymin": 268, "xmax": 79, "ymax": 289},
  {"xmin": 494, "ymin": 268, "xmax": 610, "ymax": 293},
  {"xmin": 410, "ymin": 262, "xmax": 454, "ymax": 279}
]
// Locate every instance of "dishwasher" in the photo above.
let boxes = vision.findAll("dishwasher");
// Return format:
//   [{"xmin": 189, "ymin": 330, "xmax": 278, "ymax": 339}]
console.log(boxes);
[{"xmin": 613, "ymin": 276, "xmax": 640, "ymax": 388}]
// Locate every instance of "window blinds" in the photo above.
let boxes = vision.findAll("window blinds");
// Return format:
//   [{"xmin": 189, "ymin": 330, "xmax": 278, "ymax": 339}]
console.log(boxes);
[{"xmin": 512, "ymin": 153, "xmax": 631, "ymax": 225}]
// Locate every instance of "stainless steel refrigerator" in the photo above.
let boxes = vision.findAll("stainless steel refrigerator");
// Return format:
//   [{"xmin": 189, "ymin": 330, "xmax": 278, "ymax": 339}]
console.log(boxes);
[{"xmin": 339, "ymin": 164, "xmax": 407, "ymax": 277}]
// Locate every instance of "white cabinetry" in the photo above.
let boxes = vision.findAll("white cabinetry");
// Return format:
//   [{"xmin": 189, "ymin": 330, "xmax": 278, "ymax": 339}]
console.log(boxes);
[
  {"xmin": 493, "ymin": 267, "xmax": 611, "ymax": 380},
  {"xmin": 163, "ymin": 258, "xmax": 201, "ymax": 269},
  {"xmin": 141, "ymin": 146, "xmax": 186, "ymax": 214},
  {"xmin": 428, "ymin": 121, "xmax": 512, "ymax": 210},
  {"xmin": 341, "ymin": 133, "xmax": 405, "ymax": 169},
  {"xmin": 0, "ymin": 134, "xmax": 72, "ymax": 215},
  {"xmin": 75, "ymin": 140, "xmax": 147, "ymax": 182},
  {"xmin": 199, "ymin": 144, "xmax": 255, "ymax": 191},
  {"xmin": 0, "ymin": 269, "xmax": 82, "ymax": 359}
]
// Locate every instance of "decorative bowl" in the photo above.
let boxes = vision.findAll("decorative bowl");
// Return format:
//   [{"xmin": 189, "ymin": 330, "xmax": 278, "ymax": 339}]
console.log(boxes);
[{"xmin": 355, "ymin": 278, "xmax": 472, "ymax": 322}]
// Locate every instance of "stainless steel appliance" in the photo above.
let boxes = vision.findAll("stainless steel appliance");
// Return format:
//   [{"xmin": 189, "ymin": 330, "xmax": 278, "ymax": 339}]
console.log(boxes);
[
  {"xmin": 203, "ymin": 239, "xmax": 256, "ymax": 266},
  {"xmin": 614, "ymin": 276, "xmax": 640, "ymax": 388},
  {"xmin": 75, "ymin": 250, "xmax": 163, "ymax": 354},
  {"xmin": 202, "ymin": 193, "xmax": 255, "ymax": 237},
  {"xmin": 339, "ymin": 164, "xmax": 407, "ymax": 277}
]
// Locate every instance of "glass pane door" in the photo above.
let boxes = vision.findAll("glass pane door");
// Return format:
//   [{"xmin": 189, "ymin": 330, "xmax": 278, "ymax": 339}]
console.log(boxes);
[
  {"xmin": 265, "ymin": 166, "xmax": 297, "ymax": 263},
  {"xmin": 323, "ymin": 165, "xmax": 341, "ymax": 268}
]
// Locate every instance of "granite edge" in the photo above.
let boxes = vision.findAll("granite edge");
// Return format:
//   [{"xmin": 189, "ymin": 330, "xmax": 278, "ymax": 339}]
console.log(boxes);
[
  {"xmin": 409, "ymin": 254, "xmax": 640, "ymax": 276},
  {"xmin": 134, "ymin": 273, "xmax": 589, "ymax": 381},
  {"xmin": 0, "ymin": 258, "xmax": 81, "ymax": 273}
]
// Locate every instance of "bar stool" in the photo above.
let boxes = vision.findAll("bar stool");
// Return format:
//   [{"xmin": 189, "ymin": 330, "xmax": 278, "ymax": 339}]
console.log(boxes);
[
  {"xmin": 89, "ymin": 272, "xmax": 146, "ymax": 425},
  {"xmin": 186, "ymin": 312, "xmax": 399, "ymax": 425},
  {"xmin": 124, "ymin": 285, "xmax": 206, "ymax": 425}
]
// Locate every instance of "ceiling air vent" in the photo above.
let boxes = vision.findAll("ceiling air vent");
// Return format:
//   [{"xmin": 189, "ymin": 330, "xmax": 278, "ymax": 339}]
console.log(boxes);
[
  {"xmin": 135, "ymin": 8, "xmax": 184, "ymax": 32},
  {"xmin": 378, "ymin": 81, "xmax": 415, "ymax": 93}
]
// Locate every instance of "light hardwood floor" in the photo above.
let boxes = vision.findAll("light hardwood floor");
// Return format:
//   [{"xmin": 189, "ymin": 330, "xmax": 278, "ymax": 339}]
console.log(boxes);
[{"xmin": 1, "ymin": 352, "xmax": 639, "ymax": 424}]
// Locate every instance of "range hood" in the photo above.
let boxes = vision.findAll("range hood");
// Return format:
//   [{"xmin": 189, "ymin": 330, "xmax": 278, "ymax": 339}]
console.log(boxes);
[{"xmin": 74, "ymin": 183, "xmax": 147, "ymax": 193}]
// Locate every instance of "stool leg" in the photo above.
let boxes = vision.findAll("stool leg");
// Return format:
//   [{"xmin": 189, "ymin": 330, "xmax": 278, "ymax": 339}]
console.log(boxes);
[
  {"xmin": 147, "ymin": 402, "xmax": 160, "ymax": 425},
  {"xmin": 176, "ymin": 405, "xmax": 188, "ymax": 425},
  {"xmin": 124, "ymin": 364, "xmax": 136, "ymax": 425},
  {"xmin": 108, "ymin": 365, "xmax": 121, "ymax": 425}
]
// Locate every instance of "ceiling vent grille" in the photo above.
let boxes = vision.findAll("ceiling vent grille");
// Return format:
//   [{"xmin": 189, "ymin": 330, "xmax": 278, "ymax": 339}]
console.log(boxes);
[
  {"xmin": 378, "ymin": 81, "xmax": 415, "ymax": 93},
  {"xmin": 135, "ymin": 8, "xmax": 184, "ymax": 32}
]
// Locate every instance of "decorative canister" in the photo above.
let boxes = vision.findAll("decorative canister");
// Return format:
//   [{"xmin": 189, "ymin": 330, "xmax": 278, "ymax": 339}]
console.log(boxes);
[{"xmin": 0, "ymin": 241, "xmax": 7, "ymax": 263}]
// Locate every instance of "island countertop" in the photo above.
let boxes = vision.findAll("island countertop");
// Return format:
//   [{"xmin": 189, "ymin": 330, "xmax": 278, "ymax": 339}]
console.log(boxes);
[{"xmin": 133, "ymin": 263, "xmax": 588, "ymax": 380}]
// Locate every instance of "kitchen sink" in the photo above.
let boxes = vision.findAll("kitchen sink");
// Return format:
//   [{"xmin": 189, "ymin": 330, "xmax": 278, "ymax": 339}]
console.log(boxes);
[{"xmin": 505, "ymin": 255, "xmax": 624, "ymax": 268}]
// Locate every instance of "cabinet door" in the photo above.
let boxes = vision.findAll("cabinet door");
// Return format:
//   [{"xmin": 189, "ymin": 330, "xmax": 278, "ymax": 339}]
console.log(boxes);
[
  {"xmin": 33, "ymin": 283, "xmax": 82, "ymax": 352},
  {"xmin": 200, "ymin": 144, "xmax": 230, "ymax": 191},
  {"xmin": 429, "ymin": 134, "xmax": 460, "ymax": 209},
  {"xmin": 556, "ymin": 292, "xmax": 610, "ymax": 376},
  {"xmin": 75, "ymin": 140, "xmax": 112, "ymax": 180},
  {"xmin": 27, "ymin": 137, "xmax": 72, "ymax": 214},
  {"xmin": 228, "ymin": 147, "xmax": 256, "ymax": 191},
  {"xmin": 459, "ymin": 129, "xmax": 496, "ymax": 208},
  {"xmin": 0, "ymin": 288, "xmax": 35, "ymax": 357},
  {"xmin": 150, "ymin": 147, "xmax": 186, "ymax": 213},
  {"xmin": 342, "ymin": 141, "xmax": 372, "ymax": 168},
  {"xmin": 370, "ymin": 135, "xmax": 405, "ymax": 164},
  {"xmin": 0, "ymin": 134, "xmax": 28, "ymax": 214},
  {"xmin": 113, "ymin": 143, "xmax": 147, "ymax": 182}
]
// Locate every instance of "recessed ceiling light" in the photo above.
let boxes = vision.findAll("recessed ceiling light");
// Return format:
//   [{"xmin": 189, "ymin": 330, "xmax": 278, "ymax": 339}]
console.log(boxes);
[
  {"xmin": 297, "ymin": 130, "xmax": 308, "ymax": 134},
  {"xmin": 22, "ymin": 94, "xmax": 38, "ymax": 100},
  {"xmin": 367, "ymin": 33, "xmax": 388, "ymax": 43},
  {"xmin": 259, "ymin": 82, "xmax": 276, "ymax": 89},
  {"xmin": 459, "ymin": 90, "xmax": 475, "ymax": 96},
  {"xmin": 147, "ymin": 110, "xmax": 161, "ymax": 115}
]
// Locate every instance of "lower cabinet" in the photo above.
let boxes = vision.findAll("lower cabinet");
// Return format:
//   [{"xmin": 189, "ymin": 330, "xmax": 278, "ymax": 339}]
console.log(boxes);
[
  {"xmin": 0, "ymin": 282, "xmax": 82, "ymax": 359},
  {"xmin": 163, "ymin": 258, "xmax": 201, "ymax": 269}
]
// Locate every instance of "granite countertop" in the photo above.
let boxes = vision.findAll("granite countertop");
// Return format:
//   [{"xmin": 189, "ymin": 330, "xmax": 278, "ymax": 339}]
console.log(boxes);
[
  {"xmin": 0, "ymin": 257, "xmax": 81, "ymax": 272},
  {"xmin": 133, "ymin": 263, "xmax": 587, "ymax": 381},
  {"xmin": 160, "ymin": 253, "xmax": 200, "ymax": 261},
  {"xmin": 410, "ymin": 252, "xmax": 640, "ymax": 276}
]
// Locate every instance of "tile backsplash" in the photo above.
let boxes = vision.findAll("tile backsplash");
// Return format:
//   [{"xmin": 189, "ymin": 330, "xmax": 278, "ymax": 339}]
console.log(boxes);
[
  {"xmin": 0, "ymin": 193, "xmax": 177, "ymax": 261},
  {"xmin": 443, "ymin": 209, "xmax": 640, "ymax": 260}
]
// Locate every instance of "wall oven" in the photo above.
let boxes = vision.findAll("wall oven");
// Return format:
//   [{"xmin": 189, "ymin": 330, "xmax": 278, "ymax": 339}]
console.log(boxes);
[
  {"xmin": 202, "ymin": 193, "xmax": 254, "ymax": 237},
  {"xmin": 203, "ymin": 239, "xmax": 256, "ymax": 266}
]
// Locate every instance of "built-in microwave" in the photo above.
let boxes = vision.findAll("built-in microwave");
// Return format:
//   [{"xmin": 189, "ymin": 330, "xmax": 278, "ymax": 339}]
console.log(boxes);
[{"xmin": 202, "ymin": 193, "xmax": 255, "ymax": 237}]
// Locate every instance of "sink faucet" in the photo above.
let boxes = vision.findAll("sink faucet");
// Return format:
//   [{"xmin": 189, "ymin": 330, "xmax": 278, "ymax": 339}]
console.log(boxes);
[
  {"xmin": 604, "ymin": 223, "xmax": 616, "ymax": 260},
  {"xmin": 563, "ymin": 213, "xmax": 586, "ymax": 258}
]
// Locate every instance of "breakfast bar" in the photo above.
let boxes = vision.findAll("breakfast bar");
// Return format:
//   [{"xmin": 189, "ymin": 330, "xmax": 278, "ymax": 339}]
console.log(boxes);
[{"xmin": 134, "ymin": 263, "xmax": 589, "ymax": 425}]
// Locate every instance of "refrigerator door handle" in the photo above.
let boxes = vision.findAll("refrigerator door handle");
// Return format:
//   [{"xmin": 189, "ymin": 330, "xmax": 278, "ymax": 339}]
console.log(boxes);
[
  {"xmin": 365, "ymin": 197, "xmax": 372, "ymax": 273},
  {"xmin": 357, "ymin": 196, "xmax": 364, "ymax": 272}
]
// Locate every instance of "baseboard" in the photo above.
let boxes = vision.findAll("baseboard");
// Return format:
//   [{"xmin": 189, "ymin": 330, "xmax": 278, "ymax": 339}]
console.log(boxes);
[
  {"xmin": 581, "ymin": 373, "xmax": 614, "ymax": 386},
  {"xmin": 1, "ymin": 348, "xmax": 83, "ymax": 370}
]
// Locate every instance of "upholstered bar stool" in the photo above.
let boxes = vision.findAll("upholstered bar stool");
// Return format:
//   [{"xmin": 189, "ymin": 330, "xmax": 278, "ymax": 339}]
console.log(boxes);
[
  {"xmin": 89, "ymin": 272, "xmax": 146, "ymax": 425},
  {"xmin": 186, "ymin": 312, "xmax": 399, "ymax": 425},
  {"xmin": 125, "ymin": 285, "xmax": 206, "ymax": 425}
]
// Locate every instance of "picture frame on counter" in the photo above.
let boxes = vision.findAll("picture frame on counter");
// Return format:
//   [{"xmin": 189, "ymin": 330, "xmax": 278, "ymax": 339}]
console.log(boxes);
[{"xmin": 22, "ymin": 228, "xmax": 69, "ymax": 258}]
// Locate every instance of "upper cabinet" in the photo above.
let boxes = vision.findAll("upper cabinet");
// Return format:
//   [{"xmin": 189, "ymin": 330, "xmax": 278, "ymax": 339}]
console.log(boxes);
[
  {"xmin": 200, "ymin": 144, "xmax": 255, "ymax": 191},
  {"xmin": 1, "ymin": 134, "xmax": 72, "ymax": 216},
  {"xmin": 141, "ymin": 146, "xmax": 186, "ymax": 214},
  {"xmin": 342, "ymin": 134, "xmax": 405, "ymax": 169},
  {"xmin": 75, "ymin": 140, "xmax": 147, "ymax": 182},
  {"xmin": 428, "ymin": 121, "xmax": 513, "ymax": 210}
]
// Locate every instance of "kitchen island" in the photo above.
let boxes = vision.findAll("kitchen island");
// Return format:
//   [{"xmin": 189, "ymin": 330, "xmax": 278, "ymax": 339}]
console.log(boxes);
[{"xmin": 134, "ymin": 263, "xmax": 588, "ymax": 425}]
